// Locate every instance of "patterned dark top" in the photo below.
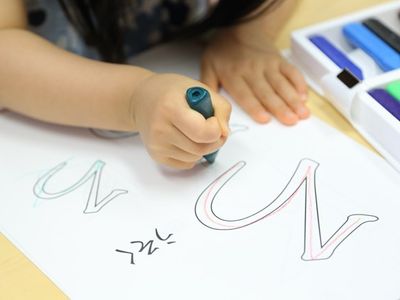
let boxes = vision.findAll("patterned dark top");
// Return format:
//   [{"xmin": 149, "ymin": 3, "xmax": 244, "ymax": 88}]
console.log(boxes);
[{"xmin": 24, "ymin": 0, "xmax": 218, "ymax": 59}]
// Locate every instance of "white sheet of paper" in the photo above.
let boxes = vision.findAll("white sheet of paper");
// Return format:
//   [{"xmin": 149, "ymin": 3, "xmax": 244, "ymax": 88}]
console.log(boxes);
[{"xmin": 1, "ymin": 42, "xmax": 400, "ymax": 300}]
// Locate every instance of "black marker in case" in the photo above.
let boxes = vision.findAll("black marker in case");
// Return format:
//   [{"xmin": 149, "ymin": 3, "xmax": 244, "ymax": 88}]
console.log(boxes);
[{"xmin": 363, "ymin": 18, "xmax": 400, "ymax": 53}]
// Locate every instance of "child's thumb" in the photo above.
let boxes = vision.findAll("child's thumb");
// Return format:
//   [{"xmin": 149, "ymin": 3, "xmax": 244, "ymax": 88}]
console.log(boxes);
[{"xmin": 211, "ymin": 93, "xmax": 231, "ymax": 137}]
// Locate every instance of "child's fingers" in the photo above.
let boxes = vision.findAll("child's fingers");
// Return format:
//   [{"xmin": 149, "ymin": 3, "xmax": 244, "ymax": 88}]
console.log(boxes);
[
  {"xmin": 264, "ymin": 72, "xmax": 310, "ymax": 120},
  {"xmin": 246, "ymin": 74, "xmax": 298, "ymax": 125},
  {"xmin": 220, "ymin": 75, "xmax": 270, "ymax": 123},
  {"xmin": 172, "ymin": 104, "xmax": 222, "ymax": 144},
  {"xmin": 210, "ymin": 92, "xmax": 231, "ymax": 137},
  {"xmin": 158, "ymin": 157, "xmax": 197, "ymax": 170},
  {"xmin": 163, "ymin": 145, "xmax": 203, "ymax": 163},
  {"xmin": 169, "ymin": 126, "xmax": 225, "ymax": 157},
  {"xmin": 280, "ymin": 62, "xmax": 308, "ymax": 100},
  {"xmin": 200, "ymin": 61, "xmax": 219, "ymax": 91}
]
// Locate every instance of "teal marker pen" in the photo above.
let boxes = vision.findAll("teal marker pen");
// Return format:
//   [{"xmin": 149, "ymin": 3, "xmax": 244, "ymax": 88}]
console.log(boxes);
[{"xmin": 185, "ymin": 87, "xmax": 218, "ymax": 164}]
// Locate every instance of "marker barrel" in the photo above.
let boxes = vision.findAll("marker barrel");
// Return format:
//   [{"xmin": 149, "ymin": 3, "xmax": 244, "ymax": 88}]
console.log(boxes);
[
  {"xmin": 368, "ymin": 88, "xmax": 400, "ymax": 120},
  {"xmin": 343, "ymin": 23, "xmax": 400, "ymax": 72},
  {"xmin": 186, "ymin": 87, "xmax": 218, "ymax": 164}
]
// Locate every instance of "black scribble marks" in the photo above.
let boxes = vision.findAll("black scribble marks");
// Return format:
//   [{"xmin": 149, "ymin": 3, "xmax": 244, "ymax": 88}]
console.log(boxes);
[
  {"xmin": 115, "ymin": 249, "xmax": 136, "ymax": 265},
  {"xmin": 33, "ymin": 160, "xmax": 128, "ymax": 214},
  {"xmin": 155, "ymin": 228, "xmax": 174, "ymax": 242},
  {"xmin": 131, "ymin": 240, "xmax": 159, "ymax": 255},
  {"xmin": 195, "ymin": 158, "xmax": 378, "ymax": 261},
  {"xmin": 116, "ymin": 228, "xmax": 176, "ymax": 265}
]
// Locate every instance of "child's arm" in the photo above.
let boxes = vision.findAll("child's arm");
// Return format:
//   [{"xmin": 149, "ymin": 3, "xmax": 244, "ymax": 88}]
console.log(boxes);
[
  {"xmin": 0, "ymin": 0, "xmax": 231, "ymax": 169},
  {"xmin": 201, "ymin": 0, "xmax": 309, "ymax": 125},
  {"xmin": 0, "ymin": 1, "xmax": 154, "ymax": 131}
]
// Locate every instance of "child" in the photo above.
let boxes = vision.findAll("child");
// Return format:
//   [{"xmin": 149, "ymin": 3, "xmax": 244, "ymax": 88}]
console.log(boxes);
[{"xmin": 0, "ymin": 0, "xmax": 309, "ymax": 169}]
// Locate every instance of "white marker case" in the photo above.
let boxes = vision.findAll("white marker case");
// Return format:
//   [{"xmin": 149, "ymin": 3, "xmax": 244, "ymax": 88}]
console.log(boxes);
[{"xmin": 287, "ymin": 1, "xmax": 400, "ymax": 172}]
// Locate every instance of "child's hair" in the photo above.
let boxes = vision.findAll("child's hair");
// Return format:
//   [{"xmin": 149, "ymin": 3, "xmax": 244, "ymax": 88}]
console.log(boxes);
[{"xmin": 58, "ymin": 0, "xmax": 282, "ymax": 63}]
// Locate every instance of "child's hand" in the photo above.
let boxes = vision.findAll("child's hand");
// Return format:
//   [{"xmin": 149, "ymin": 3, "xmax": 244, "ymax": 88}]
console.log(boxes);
[
  {"xmin": 201, "ymin": 32, "xmax": 309, "ymax": 125},
  {"xmin": 131, "ymin": 73, "xmax": 231, "ymax": 169}
]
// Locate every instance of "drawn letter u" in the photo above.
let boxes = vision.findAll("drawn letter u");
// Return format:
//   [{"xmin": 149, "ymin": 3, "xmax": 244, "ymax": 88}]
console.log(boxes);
[
  {"xmin": 194, "ymin": 159, "xmax": 378, "ymax": 260},
  {"xmin": 33, "ymin": 160, "xmax": 127, "ymax": 214}
]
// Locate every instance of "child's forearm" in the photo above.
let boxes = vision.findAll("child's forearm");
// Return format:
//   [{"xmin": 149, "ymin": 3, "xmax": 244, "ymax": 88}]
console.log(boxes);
[{"xmin": 0, "ymin": 28, "xmax": 153, "ymax": 131}]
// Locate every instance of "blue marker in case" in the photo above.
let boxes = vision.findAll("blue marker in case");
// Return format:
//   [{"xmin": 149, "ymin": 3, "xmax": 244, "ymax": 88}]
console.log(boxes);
[
  {"xmin": 309, "ymin": 35, "xmax": 364, "ymax": 80},
  {"xmin": 186, "ymin": 87, "xmax": 218, "ymax": 164},
  {"xmin": 342, "ymin": 23, "xmax": 400, "ymax": 72}
]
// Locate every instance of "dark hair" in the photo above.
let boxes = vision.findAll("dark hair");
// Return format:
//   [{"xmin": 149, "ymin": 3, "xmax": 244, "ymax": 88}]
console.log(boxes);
[{"xmin": 58, "ymin": 0, "xmax": 281, "ymax": 63}]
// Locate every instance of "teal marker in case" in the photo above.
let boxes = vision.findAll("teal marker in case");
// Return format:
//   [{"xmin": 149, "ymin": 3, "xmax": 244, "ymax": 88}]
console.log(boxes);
[{"xmin": 185, "ymin": 87, "xmax": 218, "ymax": 164}]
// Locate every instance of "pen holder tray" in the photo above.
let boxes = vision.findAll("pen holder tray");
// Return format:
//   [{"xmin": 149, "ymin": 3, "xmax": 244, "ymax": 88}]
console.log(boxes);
[
  {"xmin": 288, "ymin": 1, "xmax": 400, "ymax": 171},
  {"xmin": 351, "ymin": 70, "xmax": 400, "ymax": 170}
]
